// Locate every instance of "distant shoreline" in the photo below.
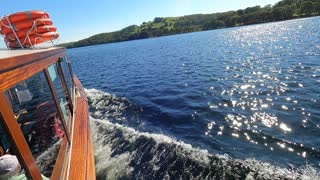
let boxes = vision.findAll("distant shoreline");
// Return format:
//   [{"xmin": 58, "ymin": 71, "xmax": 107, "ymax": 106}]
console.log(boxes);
[{"xmin": 60, "ymin": 0, "xmax": 320, "ymax": 49}]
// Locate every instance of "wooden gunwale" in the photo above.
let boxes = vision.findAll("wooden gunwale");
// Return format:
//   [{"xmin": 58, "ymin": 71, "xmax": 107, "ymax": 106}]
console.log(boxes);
[
  {"xmin": 87, "ymin": 129, "xmax": 95, "ymax": 179},
  {"xmin": 67, "ymin": 76, "xmax": 95, "ymax": 179}
]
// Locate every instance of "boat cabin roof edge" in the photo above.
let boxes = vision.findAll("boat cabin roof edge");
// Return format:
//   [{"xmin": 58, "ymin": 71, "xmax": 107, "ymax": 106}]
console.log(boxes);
[
  {"xmin": 0, "ymin": 47, "xmax": 65, "ymax": 73},
  {"xmin": 0, "ymin": 47, "xmax": 66, "ymax": 93}
]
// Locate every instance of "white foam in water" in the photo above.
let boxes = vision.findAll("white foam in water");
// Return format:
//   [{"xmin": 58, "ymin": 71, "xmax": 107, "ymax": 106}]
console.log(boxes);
[
  {"xmin": 86, "ymin": 88, "xmax": 320, "ymax": 179},
  {"xmin": 90, "ymin": 119, "xmax": 214, "ymax": 178},
  {"xmin": 86, "ymin": 88, "xmax": 130, "ymax": 122},
  {"xmin": 90, "ymin": 119, "xmax": 320, "ymax": 179},
  {"xmin": 36, "ymin": 140, "xmax": 62, "ymax": 176},
  {"xmin": 91, "ymin": 119, "xmax": 134, "ymax": 179}
]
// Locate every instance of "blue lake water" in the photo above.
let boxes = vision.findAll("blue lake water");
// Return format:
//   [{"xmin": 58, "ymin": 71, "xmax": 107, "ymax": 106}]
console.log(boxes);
[{"xmin": 68, "ymin": 17, "xmax": 320, "ymax": 179}]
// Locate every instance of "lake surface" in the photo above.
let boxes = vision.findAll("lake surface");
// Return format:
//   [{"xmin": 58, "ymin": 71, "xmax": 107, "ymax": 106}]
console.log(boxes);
[{"xmin": 68, "ymin": 17, "xmax": 320, "ymax": 179}]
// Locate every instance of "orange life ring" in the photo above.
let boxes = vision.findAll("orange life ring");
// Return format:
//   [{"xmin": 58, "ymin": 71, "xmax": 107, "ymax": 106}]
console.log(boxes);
[
  {"xmin": 0, "ymin": 11, "xmax": 49, "ymax": 28},
  {"xmin": 5, "ymin": 25, "xmax": 57, "ymax": 42},
  {"xmin": 0, "ymin": 18, "xmax": 53, "ymax": 35},
  {"xmin": 7, "ymin": 31, "xmax": 59, "ymax": 48}
]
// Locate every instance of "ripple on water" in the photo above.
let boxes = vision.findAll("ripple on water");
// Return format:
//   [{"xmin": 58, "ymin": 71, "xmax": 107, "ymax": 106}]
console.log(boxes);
[{"xmin": 69, "ymin": 17, "xmax": 320, "ymax": 169}]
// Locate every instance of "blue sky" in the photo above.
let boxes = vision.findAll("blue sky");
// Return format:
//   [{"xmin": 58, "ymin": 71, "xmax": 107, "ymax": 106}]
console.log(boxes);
[{"xmin": 0, "ymin": 0, "xmax": 280, "ymax": 47}]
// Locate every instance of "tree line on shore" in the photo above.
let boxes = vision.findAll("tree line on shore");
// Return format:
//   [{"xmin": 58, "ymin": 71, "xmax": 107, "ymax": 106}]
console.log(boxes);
[{"xmin": 60, "ymin": 0, "xmax": 320, "ymax": 48}]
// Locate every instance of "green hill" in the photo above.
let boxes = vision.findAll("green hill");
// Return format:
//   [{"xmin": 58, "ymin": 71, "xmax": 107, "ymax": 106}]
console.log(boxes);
[{"xmin": 60, "ymin": 0, "xmax": 320, "ymax": 48}]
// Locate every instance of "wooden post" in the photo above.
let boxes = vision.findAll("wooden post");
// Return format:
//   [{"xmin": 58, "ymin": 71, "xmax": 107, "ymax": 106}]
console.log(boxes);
[{"xmin": 0, "ymin": 93, "xmax": 42, "ymax": 180}]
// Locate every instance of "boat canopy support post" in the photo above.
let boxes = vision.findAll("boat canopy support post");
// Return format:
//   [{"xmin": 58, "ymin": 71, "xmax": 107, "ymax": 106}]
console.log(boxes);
[{"xmin": 0, "ymin": 93, "xmax": 42, "ymax": 179}]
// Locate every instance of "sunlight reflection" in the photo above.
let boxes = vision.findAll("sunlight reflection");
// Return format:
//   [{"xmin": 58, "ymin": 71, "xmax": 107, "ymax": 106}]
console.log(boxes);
[{"xmin": 279, "ymin": 123, "xmax": 292, "ymax": 132}]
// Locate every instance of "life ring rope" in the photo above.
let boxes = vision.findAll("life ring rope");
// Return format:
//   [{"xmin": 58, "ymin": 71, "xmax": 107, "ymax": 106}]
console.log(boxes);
[{"xmin": 5, "ymin": 25, "xmax": 57, "ymax": 41}]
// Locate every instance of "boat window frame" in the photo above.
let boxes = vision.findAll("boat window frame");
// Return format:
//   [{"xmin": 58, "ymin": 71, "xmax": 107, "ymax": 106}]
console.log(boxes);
[
  {"xmin": 57, "ymin": 58, "xmax": 74, "ymax": 113},
  {"xmin": 65, "ymin": 56, "xmax": 75, "ymax": 85},
  {"xmin": 0, "ymin": 48, "xmax": 74, "ymax": 180},
  {"xmin": 44, "ymin": 68, "xmax": 71, "ymax": 142}
]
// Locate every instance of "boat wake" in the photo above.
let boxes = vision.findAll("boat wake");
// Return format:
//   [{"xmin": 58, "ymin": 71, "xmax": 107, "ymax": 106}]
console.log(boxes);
[
  {"xmin": 86, "ymin": 88, "xmax": 320, "ymax": 180},
  {"xmin": 86, "ymin": 89, "xmax": 142, "ymax": 128}
]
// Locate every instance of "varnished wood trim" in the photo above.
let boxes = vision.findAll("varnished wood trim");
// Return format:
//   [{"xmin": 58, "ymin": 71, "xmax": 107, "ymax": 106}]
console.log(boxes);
[
  {"xmin": 0, "ymin": 93, "xmax": 42, "ymax": 180},
  {"xmin": 69, "ymin": 98, "xmax": 88, "ymax": 179},
  {"xmin": 44, "ymin": 69, "xmax": 71, "ymax": 143},
  {"xmin": 0, "ymin": 56, "xmax": 60, "ymax": 93},
  {"xmin": 87, "ymin": 129, "xmax": 96, "ymax": 179},
  {"xmin": 0, "ymin": 48, "xmax": 65, "ymax": 73},
  {"xmin": 68, "ymin": 77, "xmax": 95, "ymax": 180},
  {"xmin": 50, "ymin": 138, "xmax": 69, "ymax": 180}
]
